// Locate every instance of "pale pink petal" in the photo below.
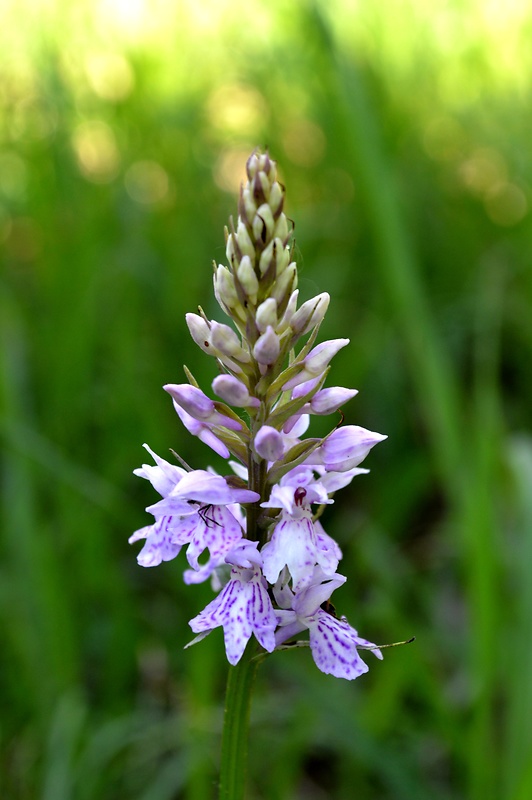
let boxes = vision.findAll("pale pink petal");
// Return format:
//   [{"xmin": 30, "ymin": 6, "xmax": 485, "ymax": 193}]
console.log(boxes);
[
  {"xmin": 129, "ymin": 516, "xmax": 181, "ymax": 567},
  {"xmin": 306, "ymin": 612, "xmax": 374, "ymax": 680},
  {"xmin": 261, "ymin": 513, "xmax": 318, "ymax": 591}
]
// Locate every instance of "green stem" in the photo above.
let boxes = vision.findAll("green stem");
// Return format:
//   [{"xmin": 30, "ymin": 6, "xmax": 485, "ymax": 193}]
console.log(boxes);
[{"xmin": 219, "ymin": 642, "xmax": 259, "ymax": 800}]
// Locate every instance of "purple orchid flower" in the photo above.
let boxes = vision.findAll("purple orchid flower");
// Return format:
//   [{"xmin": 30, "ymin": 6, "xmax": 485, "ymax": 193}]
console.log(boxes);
[
  {"xmin": 187, "ymin": 542, "xmax": 277, "ymax": 664},
  {"xmin": 275, "ymin": 569, "xmax": 383, "ymax": 680},
  {"xmin": 130, "ymin": 449, "xmax": 259, "ymax": 580}
]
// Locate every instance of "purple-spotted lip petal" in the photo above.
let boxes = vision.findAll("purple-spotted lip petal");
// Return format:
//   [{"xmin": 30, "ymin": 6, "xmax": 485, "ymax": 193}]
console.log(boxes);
[
  {"xmin": 188, "ymin": 565, "xmax": 277, "ymax": 665},
  {"xmin": 308, "ymin": 613, "xmax": 371, "ymax": 680},
  {"xmin": 129, "ymin": 516, "xmax": 182, "ymax": 567}
]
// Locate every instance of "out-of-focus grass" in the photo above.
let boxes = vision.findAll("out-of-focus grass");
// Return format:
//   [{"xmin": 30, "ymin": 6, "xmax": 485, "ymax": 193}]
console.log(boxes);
[{"xmin": 1, "ymin": 1, "xmax": 532, "ymax": 798}]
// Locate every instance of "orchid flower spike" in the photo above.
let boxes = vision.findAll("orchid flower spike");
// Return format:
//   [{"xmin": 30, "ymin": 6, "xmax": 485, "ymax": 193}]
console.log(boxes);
[{"xmin": 129, "ymin": 149, "xmax": 389, "ymax": 681}]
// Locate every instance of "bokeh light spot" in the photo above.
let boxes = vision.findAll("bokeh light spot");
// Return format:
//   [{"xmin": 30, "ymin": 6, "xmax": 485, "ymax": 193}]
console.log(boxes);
[
  {"xmin": 282, "ymin": 119, "xmax": 326, "ymax": 167},
  {"xmin": 85, "ymin": 52, "xmax": 135, "ymax": 101},
  {"xmin": 459, "ymin": 148, "xmax": 507, "ymax": 196},
  {"xmin": 96, "ymin": 0, "xmax": 152, "ymax": 40},
  {"xmin": 72, "ymin": 121, "xmax": 120, "ymax": 183},
  {"xmin": 484, "ymin": 182, "xmax": 527, "ymax": 226},
  {"xmin": 207, "ymin": 84, "xmax": 268, "ymax": 137},
  {"xmin": 124, "ymin": 160, "xmax": 169, "ymax": 204}
]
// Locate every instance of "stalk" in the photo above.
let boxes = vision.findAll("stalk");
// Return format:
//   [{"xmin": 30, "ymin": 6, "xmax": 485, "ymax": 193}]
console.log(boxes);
[{"xmin": 218, "ymin": 641, "xmax": 259, "ymax": 800}]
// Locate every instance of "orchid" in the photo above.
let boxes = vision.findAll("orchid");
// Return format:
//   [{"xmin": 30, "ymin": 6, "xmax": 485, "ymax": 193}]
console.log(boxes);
[
  {"xmin": 130, "ymin": 150, "xmax": 388, "ymax": 683},
  {"xmin": 188, "ymin": 542, "xmax": 277, "ymax": 664},
  {"xmin": 130, "ymin": 450, "xmax": 258, "ymax": 579},
  {"xmin": 274, "ymin": 568, "xmax": 383, "ymax": 680}
]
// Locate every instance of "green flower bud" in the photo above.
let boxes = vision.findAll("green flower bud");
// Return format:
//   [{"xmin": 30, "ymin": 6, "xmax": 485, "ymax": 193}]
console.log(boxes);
[
  {"xmin": 226, "ymin": 233, "xmax": 236, "ymax": 266},
  {"xmin": 268, "ymin": 181, "xmax": 284, "ymax": 216},
  {"xmin": 241, "ymin": 185, "xmax": 257, "ymax": 222},
  {"xmin": 271, "ymin": 262, "xmax": 297, "ymax": 306},
  {"xmin": 252, "ymin": 171, "xmax": 270, "ymax": 204},
  {"xmin": 274, "ymin": 214, "xmax": 289, "ymax": 243},
  {"xmin": 236, "ymin": 220, "xmax": 255, "ymax": 260},
  {"xmin": 256, "ymin": 298, "xmax": 278, "ymax": 332},
  {"xmin": 214, "ymin": 265, "xmax": 245, "ymax": 321},
  {"xmin": 277, "ymin": 289, "xmax": 299, "ymax": 332},
  {"xmin": 258, "ymin": 237, "xmax": 290, "ymax": 277},
  {"xmin": 253, "ymin": 203, "xmax": 275, "ymax": 244},
  {"xmin": 236, "ymin": 255, "xmax": 259, "ymax": 301}
]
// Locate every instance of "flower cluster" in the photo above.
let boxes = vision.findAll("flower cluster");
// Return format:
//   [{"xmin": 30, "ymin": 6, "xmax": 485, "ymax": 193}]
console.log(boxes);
[{"xmin": 130, "ymin": 151, "xmax": 387, "ymax": 680}]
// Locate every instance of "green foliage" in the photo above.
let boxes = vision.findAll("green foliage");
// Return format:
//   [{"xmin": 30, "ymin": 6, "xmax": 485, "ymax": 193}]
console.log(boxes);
[{"xmin": 2, "ymin": 1, "xmax": 532, "ymax": 797}]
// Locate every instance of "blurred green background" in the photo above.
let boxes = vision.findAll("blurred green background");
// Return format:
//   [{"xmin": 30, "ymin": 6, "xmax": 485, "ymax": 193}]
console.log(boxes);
[{"xmin": 2, "ymin": 0, "xmax": 532, "ymax": 797}]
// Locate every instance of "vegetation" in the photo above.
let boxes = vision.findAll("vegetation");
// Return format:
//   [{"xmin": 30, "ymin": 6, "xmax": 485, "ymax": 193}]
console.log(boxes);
[{"xmin": 1, "ymin": 1, "xmax": 532, "ymax": 797}]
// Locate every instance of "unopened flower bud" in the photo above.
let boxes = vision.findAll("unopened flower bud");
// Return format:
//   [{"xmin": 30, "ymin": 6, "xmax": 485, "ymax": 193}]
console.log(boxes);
[
  {"xmin": 226, "ymin": 233, "xmax": 236, "ymax": 265},
  {"xmin": 185, "ymin": 312, "xmax": 212, "ymax": 354},
  {"xmin": 253, "ymin": 325, "xmax": 280, "ymax": 365},
  {"xmin": 277, "ymin": 289, "xmax": 299, "ymax": 332},
  {"xmin": 246, "ymin": 153, "xmax": 260, "ymax": 178},
  {"xmin": 268, "ymin": 182, "xmax": 284, "ymax": 216},
  {"xmin": 310, "ymin": 387, "xmax": 358, "ymax": 415},
  {"xmin": 253, "ymin": 204, "xmax": 275, "ymax": 243},
  {"xmin": 212, "ymin": 374, "xmax": 259, "ymax": 407},
  {"xmin": 165, "ymin": 383, "xmax": 213, "ymax": 419},
  {"xmin": 164, "ymin": 384, "xmax": 243, "ymax": 430},
  {"xmin": 252, "ymin": 171, "xmax": 270, "ymax": 204},
  {"xmin": 256, "ymin": 298, "xmax": 277, "ymax": 332},
  {"xmin": 214, "ymin": 265, "xmax": 240, "ymax": 315},
  {"xmin": 313, "ymin": 425, "xmax": 387, "ymax": 471},
  {"xmin": 254, "ymin": 425, "xmax": 285, "ymax": 461},
  {"xmin": 242, "ymin": 185, "xmax": 257, "ymax": 221},
  {"xmin": 247, "ymin": 151, "xmax": 274, "ymax": 180},
  {"xmin": 210, "ymin": 321, "xmax": 250, "ymax": 363},
  {"xmin": 173, "ymin": 403, "xmax": 230, "ymax": 458},
  {"xmin": 271, "ymin": 262, "xmax": 297, "ymax": 305},
  {"xmin": 283, "ymin": 339, "xmax": 349, "ymax": 391},
  {"xmin": 258, "ymin": 238, "xmax": 289, "ymax": 277},
  {"xmin": 236, "ymin": 255, "xmax": 259, "ymax": 301},
  {"xmin": 261, "ymin": 152, "xmax": 274, "ymax": 178},
  {"xmin": 235, "ymin": 220, "xmax": 255, "ymax": 260},
  {"xmin": 291, "ymin": 376, "xmax": 321, "ymax": 400},
  {"xmin": 274, "ymin": 214, "xmax": 289, "ymax": 242},
  {"xmin": 291, "ymin": 293, "xmax": 330, "ymax": 335},
  {"xmin": 305, "ymin": 339, "xmax": 349, "ymax": 375}
]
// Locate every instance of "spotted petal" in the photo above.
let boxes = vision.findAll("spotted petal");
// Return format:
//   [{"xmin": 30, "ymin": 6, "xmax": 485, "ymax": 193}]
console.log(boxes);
[
  {"xmin": 189, "ymin": 567, "xmax": 277, "ymax": 664},
  {"xmin": 307, "ymin": 611, "xmax": 377, "ymax": 680},
  {"xmin": 261, "ymin": 512, "xmax": 319, "ymax": 591},
  {"xmin": 180, "ymin": 506, "xmax": 243, "ymax": 584},
  {"xmin": 128, "ymin": 516, "xmax": 181, "ymax": 567}
]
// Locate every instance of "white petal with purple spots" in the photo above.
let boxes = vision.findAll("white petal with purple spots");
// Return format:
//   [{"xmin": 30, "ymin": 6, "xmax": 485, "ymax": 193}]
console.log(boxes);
[
  {"xmin": 189, "ymin": 566, "xmax": 277, "ymax": 664},
  {"xmin": 128, "ymin": 516, "xmax": 181, "ymax": 567}
]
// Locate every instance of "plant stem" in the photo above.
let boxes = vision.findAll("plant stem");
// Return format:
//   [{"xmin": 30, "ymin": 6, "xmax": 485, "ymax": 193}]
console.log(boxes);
[{"xmin": 219, "ymin": 641, "xmax": 259, "ymax": 800}]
